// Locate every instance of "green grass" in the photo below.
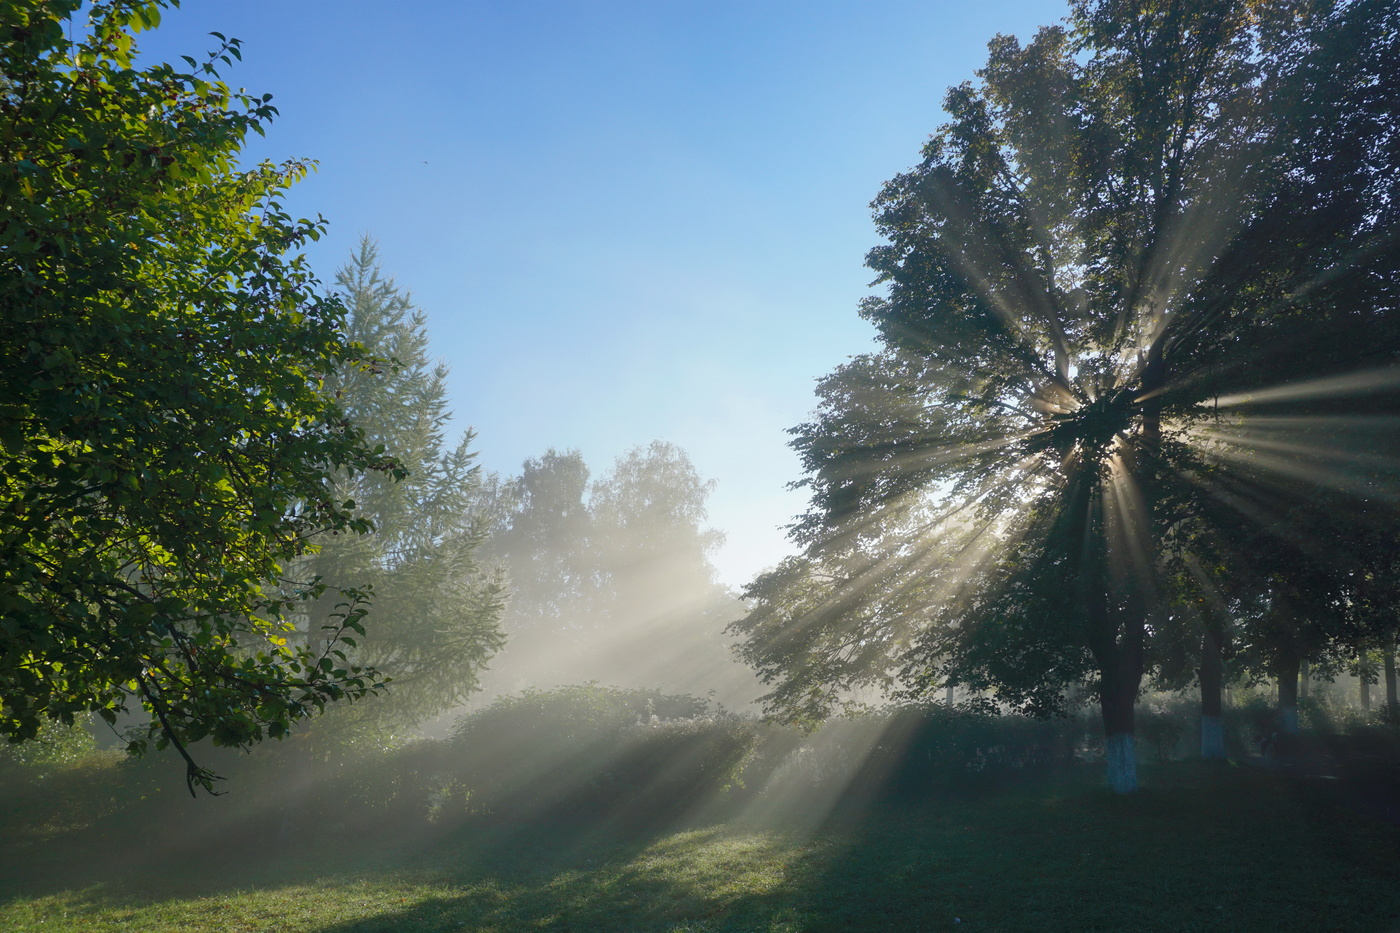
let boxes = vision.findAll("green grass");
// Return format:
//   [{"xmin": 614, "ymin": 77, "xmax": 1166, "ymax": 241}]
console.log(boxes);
[{"xmin": 3, "ymin": 761, "xmax": 1399, "ymax": 932}]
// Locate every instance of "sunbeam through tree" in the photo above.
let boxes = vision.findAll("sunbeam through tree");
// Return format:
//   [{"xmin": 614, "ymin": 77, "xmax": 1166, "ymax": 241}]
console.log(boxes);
[{"xmin": 733, "ymin": 0, "xmax": 1400, "ymax": 793}]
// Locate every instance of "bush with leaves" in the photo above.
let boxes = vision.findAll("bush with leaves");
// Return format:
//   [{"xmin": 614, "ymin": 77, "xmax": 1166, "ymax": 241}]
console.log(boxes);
[
  {"xmin": 798, "ymin": 704, "xmax": 1092, "ymax": 801},
  {"xmin": 440, "ymin": 685, "xmax": 758, "ymax": 826}
]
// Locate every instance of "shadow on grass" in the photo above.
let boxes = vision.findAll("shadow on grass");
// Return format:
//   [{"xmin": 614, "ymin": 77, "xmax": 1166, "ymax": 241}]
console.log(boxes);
[
  {"xmin": 311, "ymin": 763, "xmax": 1400, "ymax": 933},
  {"xmin": 6, "ymin": 763, "xmax": 1400, "ymax": 933},
  {"xmin": 0, "ymin": 806, "xmax": 655, "ymax": 903},
  {"xmin": 746, "ymin": 761, "xmax": 1400, "ymax": 933},
  {"xmin": 305, "ymin": 825, "xmax": 826, "ymax": 933}
]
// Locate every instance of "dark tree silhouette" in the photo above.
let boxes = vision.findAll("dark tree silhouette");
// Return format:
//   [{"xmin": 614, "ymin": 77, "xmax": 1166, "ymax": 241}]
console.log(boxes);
[{"xmin": 734, "ymin": 0, "xmax": 1400, "ymax": 792}]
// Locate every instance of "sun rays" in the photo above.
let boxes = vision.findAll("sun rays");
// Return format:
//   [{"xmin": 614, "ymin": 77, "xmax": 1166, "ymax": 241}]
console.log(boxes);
[{"xmin": 737, "ymin": 0, "xmax": 1399, "ymax": 795}]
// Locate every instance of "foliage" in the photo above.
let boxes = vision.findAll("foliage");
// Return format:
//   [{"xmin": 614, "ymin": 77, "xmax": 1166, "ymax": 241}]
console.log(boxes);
[
  {"xmin": 478, "ymin": 444, "xmax": 758, "ymax": 706},
  {"xmin": 0, "ymin": 721, "xmax": 96, "ymax": 773},
  {"xmin": 0, "ymin": 0, "xmax": 397, "ymax": 792},
  {"xmin": 743, "ymin": 702, "xmax": 1096, "ymax": 811},
  {"xmin": 474, "ymin": 448, "xmax": 595, "ymax": 635},
  {"xmin": 441, "ymin": 684, "xmax": 758, "ymax": 825},
  {"xmin": 734, "ymin": 0, "xmax": 1400, "ymax": 787},
  {"xmin": 1135, "ymin": 696, "xmax": 1192, "ymax": 762},
  {"xmin": 297, "ymin": 240, "xmax": 505, "ymax": 739}
]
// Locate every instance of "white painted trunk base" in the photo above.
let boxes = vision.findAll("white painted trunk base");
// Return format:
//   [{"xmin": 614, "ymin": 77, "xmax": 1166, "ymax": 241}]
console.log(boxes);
[
  {"xmin": 1105, "ymin": 733, "xmax": 1137, "ymax": 794},
  {"xmin": 1200, "ymin": 715, "xmax": 1226, "ymax": 759}
]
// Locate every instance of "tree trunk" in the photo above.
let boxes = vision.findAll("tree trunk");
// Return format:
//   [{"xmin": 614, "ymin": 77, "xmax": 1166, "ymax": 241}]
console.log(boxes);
[
  {"xmin": 1101, "ymin": 691, "xmax": 1137, "ymax": 794},
  {"xmin": 1385, "ymin": 645, "xmax": 1397, "ymax": 718},
  {"xmin": 1083, "ymin": 557, "xmax": 1145, "ymax": 794},
  {"xmin": 1088, "ymin": 594, "xmax": 1143, "ymax": 793},
  {"xmin": 1099, "ymin": 643, "xmax": 1143, "ymax": 793},
  {"xmin": 1299, "ymin": 659, "xmax": 1310, "ymax": 701},
  {"xmin": 1277, "ymin": 655, "xmax": 1300, "ymax": 735},
  {"xmin": 1069, "ymin": 443, "xmax": 1147, "ymax": 794},
  {"xmin": 1199, "ymin": 628, "xmax": 1225, "ymax": 760},
  {"xmin": 1360, "ymin": 674, "xmax": 1372, "ymax": 712},
  {"xmin": 1094, "ymin": 340, "xmax": 1162, "ymax": 792},
  {"xmin": 279, "ymin": 592, "xmax": 333, "ymax": 843}
]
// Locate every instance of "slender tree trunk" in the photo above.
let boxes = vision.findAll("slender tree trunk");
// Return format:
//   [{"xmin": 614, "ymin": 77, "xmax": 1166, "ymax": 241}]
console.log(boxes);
[
  {"xmin": 1199, "ymin": 627, "xmax": 1225, "ymax": 760},
  {"xmin": 1300, "ymin": 659, "xmax": 1310, "ymax": 701},
  {"xmin": 945, "ymin": 683, "xmax": 954, "ymax": 706},
  {"xmin": 1357, "ymin": 651, "xmax": 1374, "ymax": 711},
  {"xmin": 279, "ymin": 592, "xmax": 332, "ymax": 843},
  {"xmin": 1277, "ymin": 654, "xmax": 1300, "ymax": 735},
  {"xmin": 1385, "ymin": 644, "xmax": 1397, "ymax": 718}
]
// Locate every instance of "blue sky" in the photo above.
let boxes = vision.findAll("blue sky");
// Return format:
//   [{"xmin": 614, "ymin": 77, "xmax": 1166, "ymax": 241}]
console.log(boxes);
[{"xmin": 138, "ymin": 0, "xmax": 1070, "ymax": 588}]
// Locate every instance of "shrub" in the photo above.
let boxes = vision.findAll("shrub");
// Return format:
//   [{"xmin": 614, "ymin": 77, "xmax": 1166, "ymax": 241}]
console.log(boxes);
[
  {"xmin": 439, "ymin": 684, "xmax": 759, "ymax": 826},
  {"xmin": 1138, "ymin": 697, "xmax": 1194, "ymax": 762},
  {"xmin": 733, "ymin": 703, "xmax": 1097, "ymax": 814}
]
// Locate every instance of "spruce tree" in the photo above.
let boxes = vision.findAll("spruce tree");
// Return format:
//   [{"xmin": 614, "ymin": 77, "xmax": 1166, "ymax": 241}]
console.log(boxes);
[{"xmin": 302, "ymin": 239, "xmax": 504, "ymax": 740}]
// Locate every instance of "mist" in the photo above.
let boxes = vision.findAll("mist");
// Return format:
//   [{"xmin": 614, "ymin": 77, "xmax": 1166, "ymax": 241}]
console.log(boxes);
[
  {"xmin": 6, "ymin": 0, "xmax": 1400, "ymax": 930},
  {"xmin": 463, "ymin": 442, "xmax": 765, "ymax": 714}
]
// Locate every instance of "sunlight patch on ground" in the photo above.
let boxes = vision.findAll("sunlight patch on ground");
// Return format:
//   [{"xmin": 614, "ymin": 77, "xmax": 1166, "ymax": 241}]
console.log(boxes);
[{"xmin": 0, "ymin": 829, "xmax": 822, "ymax": 933}]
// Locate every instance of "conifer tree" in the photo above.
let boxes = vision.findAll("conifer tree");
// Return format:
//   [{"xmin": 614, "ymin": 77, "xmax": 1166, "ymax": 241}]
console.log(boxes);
[{"xmin": 301, "ymin": 239, "xmax": 504, "ymax": 739}]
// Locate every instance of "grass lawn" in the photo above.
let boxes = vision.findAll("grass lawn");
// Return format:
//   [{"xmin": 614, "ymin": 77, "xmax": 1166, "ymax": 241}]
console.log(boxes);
[{"xmin": 2, "ymin": 761, "xmax": 1398, "ymax": 932}]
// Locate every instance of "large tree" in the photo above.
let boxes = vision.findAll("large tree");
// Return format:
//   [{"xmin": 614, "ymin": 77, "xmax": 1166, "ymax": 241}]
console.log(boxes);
[
  {"xmin": 479, "ymin": 448, "xmax": 597, "ymax": 650},
  {"xmin": 735, "ymin": 0, "xmax": 1400, "ymax": 792},
  {"xmin": 0, "ymin": 0, "xmax": 395, "ymax": 793}
]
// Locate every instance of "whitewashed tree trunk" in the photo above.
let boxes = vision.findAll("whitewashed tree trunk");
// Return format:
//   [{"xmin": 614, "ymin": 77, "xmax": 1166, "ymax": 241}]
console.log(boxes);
[
  {"xmin": 1200, "ymin": 715, "xmax": 1225, "ymax": 760},
  {"xmin": 1200, "ymin": 628, "xmax": 1226, "ymax": 760},
  {"xmin": 1105, "ymin": 734, "xmax": 1137, "ymax": 794}
]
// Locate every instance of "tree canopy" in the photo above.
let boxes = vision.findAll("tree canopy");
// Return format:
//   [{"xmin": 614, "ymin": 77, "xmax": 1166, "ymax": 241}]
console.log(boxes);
[
  {"xmin": 0, "ymin": 0, "xmax": 396, "ymax": 792},
  {"xmin": 734, "ymin": 0, "xmax": 1400, "ymax": 791}
]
